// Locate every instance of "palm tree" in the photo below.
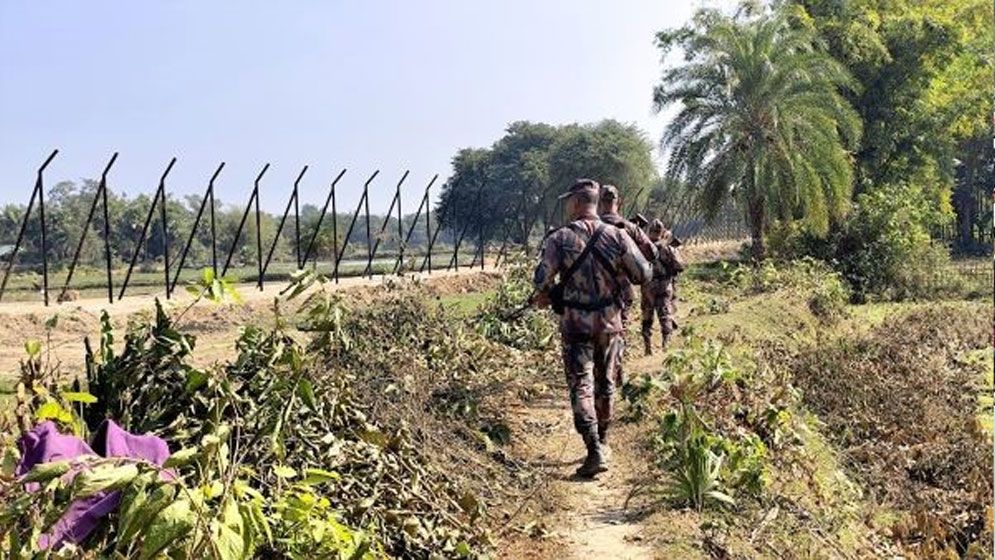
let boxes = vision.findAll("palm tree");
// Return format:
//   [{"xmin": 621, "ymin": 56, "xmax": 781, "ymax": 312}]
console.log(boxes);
[{"xmin": 654, "ymin": 7, "xmax": 861, "ymax": 260}]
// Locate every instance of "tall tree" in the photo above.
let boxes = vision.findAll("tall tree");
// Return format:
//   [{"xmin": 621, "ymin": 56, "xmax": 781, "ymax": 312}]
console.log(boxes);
[
  {"xmin": 792, "ymin": 0, "xmax": 994, "ymax": 249},
  {"xmin": 654, "ymin": 5, "xmax": 861, "ymax": 259}
]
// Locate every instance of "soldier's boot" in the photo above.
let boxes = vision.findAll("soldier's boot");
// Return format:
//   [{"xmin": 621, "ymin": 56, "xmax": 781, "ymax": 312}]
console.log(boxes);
[
  {"xmin": 575, "ymin": 433, "xmax": 608, "ymax": 479},
  {"xmin": 643, "ymin": 336, "xmax": 653, "ymax": 356},
  {"xmin": 598, "ymin": 423, "xmax": 612, "ymax": 460}
]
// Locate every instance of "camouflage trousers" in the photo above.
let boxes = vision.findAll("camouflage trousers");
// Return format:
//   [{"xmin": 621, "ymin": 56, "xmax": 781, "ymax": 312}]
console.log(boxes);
[
  {"xmin": 561, "ymin": 332, "xmax": 624, "ymax": 437},
  {"xmin": 641, "ymin": 279, "xmax": 677, "ymax": 344}
]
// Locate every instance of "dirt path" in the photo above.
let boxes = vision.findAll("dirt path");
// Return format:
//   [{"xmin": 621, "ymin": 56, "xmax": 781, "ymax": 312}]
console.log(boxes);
[{"xmin": 505, "ymin": 349, "xmax": 662, "ymax": 559}]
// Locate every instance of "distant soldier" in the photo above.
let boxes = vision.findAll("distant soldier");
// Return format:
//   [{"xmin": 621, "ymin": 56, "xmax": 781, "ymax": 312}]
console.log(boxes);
[
  {"xmin": 532, "ymin": 179, "xmax": 651, "ymax": 478},
  {"xmin": 597, "ymin": 185, "xmax": 657, "ymax": 387},
  {"xmin": 641, "ymin": 220, "xmax": 684, "ymax": 355}
]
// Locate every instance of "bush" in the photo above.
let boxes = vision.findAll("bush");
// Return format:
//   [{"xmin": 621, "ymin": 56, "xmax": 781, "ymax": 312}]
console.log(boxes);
[{"xmin": 780, "ymin": 184, "xmax": 955, "ymax": 301}]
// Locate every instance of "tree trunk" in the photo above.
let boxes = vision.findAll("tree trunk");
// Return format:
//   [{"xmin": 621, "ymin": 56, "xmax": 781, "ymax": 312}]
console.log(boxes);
[{"xmin": 748, "ymin": 198, "xmax": 766, "ymax": 261}]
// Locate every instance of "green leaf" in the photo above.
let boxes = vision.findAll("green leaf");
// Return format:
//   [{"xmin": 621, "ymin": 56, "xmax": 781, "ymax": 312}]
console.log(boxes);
[
  {"xmin": 273, "ymin": 465, "xmax": 297, "ymax": 479},
  {"xmin": 706, "ymin": 490, "xmax": 736, "ymax": 506},
  {"xmin": 60, "ymin": 391, "xmax": 97, "ymax": 404},
  {"xmin": 163, "ymin": 447, "xmax": 199, "ymax": 468},
  {"xmin": 301, "ymin": 468, "xmax": 340, "ymax": 486},
  {"xmin": 35, "ymin": 401, "xmax": 74, "ymax": 424},
  {"xmin": 21, "ymin": 460, "xmax": 71, "ymax": 483},
  {"xmin": 139, "ymin": 498, "xmax": 195, "ymax": 560},
  {"xmin": 44, "ymin": 314, "xmax": 59, "ymax": 329},
  {"xmin": 297, "ymin": 379, "xmax": 316, "ymax": 409},
  {"xmin": 73, "ymin": 463, "xmax": 139, "ymax": 498},
  {"xmin": 117, "ymin": 475, "xmax": 176, "ymax": 548},
  {"xmin": 184, "ymin": 369, "xmax": 209, "ymax": 392},
  {"xmin": 24, "ymin": 340, "xmax": 41, "ymax": 358},
  {"xmin": 455, "ymin": 541, "xmax": 473, "ymax": 557}
]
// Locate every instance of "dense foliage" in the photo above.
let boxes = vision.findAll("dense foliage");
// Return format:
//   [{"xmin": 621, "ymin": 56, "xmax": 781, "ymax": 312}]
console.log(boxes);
[
  {"xmin": 654, "ymin": 4, "xmax": 861, "ymax": 260},
  {"xmin": 0, "ymin": 273, "xmax": 555, "ymax": 558}
]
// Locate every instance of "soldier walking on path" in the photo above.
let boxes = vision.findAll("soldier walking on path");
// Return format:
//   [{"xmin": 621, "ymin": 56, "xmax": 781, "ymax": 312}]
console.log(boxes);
[
  {"xmin": 597, "ymin": 185, "xmax": 657, "ymax": 388},
  {"xmin": 641, "ymin": 220, "xmax": 684, "ymax": 355},
  {"xmin": 532, "ymin": 179, "xmax": 651, "ymax": 478}
]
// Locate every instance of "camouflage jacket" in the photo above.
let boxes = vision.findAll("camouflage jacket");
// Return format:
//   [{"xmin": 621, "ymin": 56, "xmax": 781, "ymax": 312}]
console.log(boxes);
[
  {"xmin": 599, "ymin": 212, "xmax": 658, "ymax": 306},
  {"xmin": 650, "ymin": 239, "xmax": 684, "ymax": 282},
  {"xmin": 534, "ymin": 216, "xmax": 651, "ymax": 335}
]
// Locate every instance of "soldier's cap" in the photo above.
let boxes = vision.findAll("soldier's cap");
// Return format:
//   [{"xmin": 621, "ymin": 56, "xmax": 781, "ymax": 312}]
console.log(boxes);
[
  {"xmin": 648, "ymin": 219, "xmax": 665, "ymax": 235},
  {"xmin": 557, "ymin": 178, "xmax": 600, "ymax": 200},
  {"xmin": 600, "ymin": 184, "xmax": 620, "ymax": 200}
]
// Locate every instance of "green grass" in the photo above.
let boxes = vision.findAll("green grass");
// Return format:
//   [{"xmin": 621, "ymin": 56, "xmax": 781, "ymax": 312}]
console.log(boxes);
[{"xmin": 436, "ymin": 289, "xmax": 495, "ymax": 317}]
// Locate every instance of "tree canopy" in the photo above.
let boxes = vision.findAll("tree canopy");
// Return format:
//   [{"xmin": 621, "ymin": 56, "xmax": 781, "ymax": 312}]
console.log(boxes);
[
  {"xmin": 654, "ymin": 4, "xmax": 862, "ymax": 259},
  {"xmin": 436, "ymin": 119, "xmax": 657, "ymax": 249}
]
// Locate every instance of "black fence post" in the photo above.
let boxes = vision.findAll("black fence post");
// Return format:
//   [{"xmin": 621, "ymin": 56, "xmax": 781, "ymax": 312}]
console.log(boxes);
[
  {"xmin": 0, "ymin": 149, "xmax": 58, "ymax": 304},
  {"xmin": 262, "ymin": 165, "xmax": 307, "ymax": 280},
  {"xmin": 254, "ymin": 170, "xmax": 264, "ymax": 291},
  {"xmin": 171, "ymin": 162, "xmax": 225, "ymax": 291},
  {"xmin": 334, "ymin": 170, "xmax": 379, "ymax": 280},
  {"xmin": 101, "ymin": 154, "xmax": 116, "ymax": 304},
  {"xmin": 448, "ymin": 183, "xmax": 485, "ymax": 271},
  {"xmin": 425, "ymin": 187, "xmax": 433, "ymax": 274},
  {"xmin": 331, "ymin": 174, "xmax": 339, "ymax": 283},
  {"xmin": 118, "ymin": 157, "xmax": 176, "ymax": 301},
  {"xmin": 392, "ymin": 175, "xmax": 437, "ymax": 274},
  {"xmin": 209, "ymin": 170, "xmax": 218, "ymax": 275},
  {"xmin": 301, "ymin": 169, "xmax": 347, "ymax": 277},
  {"xmin": 363, "ymin": 178, "xmax": 373, "ymax": 279},
  {"xmin": 159, "ymin": 164, "xmax": 173, "ymax": 299},
  {"xmin": 364, "ymin": 170, "xmax": 409, "ymax": 277},
  {"xmin": 61, "ymin": 152, "xmax": 118, "ymax": 303},
  {"xmin": 221, "ymin": 163, "xmax": 269, "ymax": 278}
]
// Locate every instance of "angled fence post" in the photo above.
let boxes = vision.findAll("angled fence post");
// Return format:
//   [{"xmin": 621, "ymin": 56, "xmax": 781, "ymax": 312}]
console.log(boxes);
[
  {"xmin": 448, "ymin": 183, "xmax": 485, "ymax": 271},
  {"xmin": 101, "ymin": 154, "xmax": 116, "ymax": 303},
  {"xmin": 392, "ymin": 175, "xmax": 437, "ymax": 274},
  {"xmin": 421, "ymin": 183, "xmax": 459, "ymax": 274},
  {"xmin": 301, "ymin": 168, "xmax": 347, "ymax": 280},
  {"xmin": 61, "ymin": 152, "xmax": 118, "ymax": 303},
  {"xmin": 119, "ymin": 157, "xmax": 176, "ymax": 300},
  {"xmin": 221, "ymin": 164, "xmax": 269, "ymax": 280},
  {"xmin": 159, "ymin": 165, "xmax": 173, "ymax": 299},
  {"xmin": 364, "ymin": 170, "xmax": 408, "ymax": 277},
  {"xmin": 0, "ymin": 149, "xmax": 58, "ymax": 304},
  {"xmin": 262, "ymin": 165, "xmax": 308, "ymax": 281},
  {"xmin": 171, "ymin": 162, "xmax": 225, "ymax": 292},
  {"xmin": 333, "ymin": 170, "xmax": 379, "ymax": 280},
  {"xmin": 425, "ymin": 189, "xmax": 432, "ymax": 274}
]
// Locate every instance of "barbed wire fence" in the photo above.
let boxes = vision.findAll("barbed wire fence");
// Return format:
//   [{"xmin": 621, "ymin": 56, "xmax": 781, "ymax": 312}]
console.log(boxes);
[{"xmin": 0, "ymin": 150, "xmax": 757, "ymax": 306}]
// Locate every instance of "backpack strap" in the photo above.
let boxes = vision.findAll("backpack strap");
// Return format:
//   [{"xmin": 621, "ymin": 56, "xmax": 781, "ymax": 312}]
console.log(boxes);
[{"xmin": 558, "ymin": 224, "xmax": 607, "ymax": 288}]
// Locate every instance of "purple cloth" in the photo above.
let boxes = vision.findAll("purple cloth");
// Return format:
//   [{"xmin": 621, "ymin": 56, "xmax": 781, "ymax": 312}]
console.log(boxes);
[{"xmin": 16, "ymin": 420, "xmax": 171, "ymax": 551}]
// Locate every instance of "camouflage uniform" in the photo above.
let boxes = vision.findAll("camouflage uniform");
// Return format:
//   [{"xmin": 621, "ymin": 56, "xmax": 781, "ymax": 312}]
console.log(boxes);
[
  {"xmin": 641, "ymin": 236, "xmax": 683, "ymax": 353},
  {"xmin": 534, "ymin": 214, "xmax": 650, "ymax": 446},
  {"xmin": 599, "ymin": 188, "xmax": 657, "ymax": 389}
]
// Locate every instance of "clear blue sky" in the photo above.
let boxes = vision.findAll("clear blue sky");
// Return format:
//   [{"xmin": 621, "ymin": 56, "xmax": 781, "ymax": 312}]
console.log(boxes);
[{"xmin": 0, "ymin": 1, "xmax": 713, "ymax": 211}]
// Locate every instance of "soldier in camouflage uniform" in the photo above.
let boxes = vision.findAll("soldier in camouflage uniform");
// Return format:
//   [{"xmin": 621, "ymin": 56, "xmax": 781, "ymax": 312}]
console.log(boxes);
[
  {"xmin": 596, "ymin": 185, "xmax": 657, "ymax": 402},
  {"xmin": 533, "ymin": 179, "xmax": 651, "ymax": 478},
  {"xmin": 641, "ymin": 220, "xmax": 684, "ymax": 355}
]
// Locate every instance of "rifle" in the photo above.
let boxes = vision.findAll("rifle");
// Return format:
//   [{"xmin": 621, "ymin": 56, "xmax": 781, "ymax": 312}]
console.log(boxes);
[
  {"xmin": 630, "ymin": 213, "xmax": 648, "ymax": 229},
  {"xmin": 498, "ymin": 290, "xmax": 539, "ymax": 321}
]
